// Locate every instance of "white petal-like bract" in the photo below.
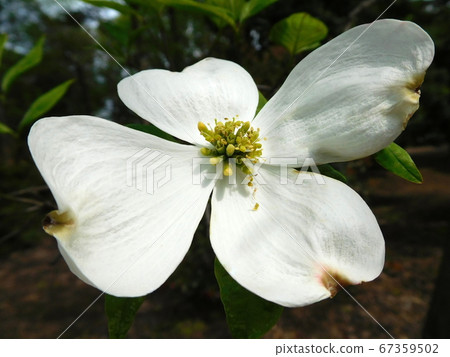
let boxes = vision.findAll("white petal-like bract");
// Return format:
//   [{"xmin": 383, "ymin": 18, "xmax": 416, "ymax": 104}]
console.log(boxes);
[
  {"xmin": 118, "ymin": 58, "xmax": 259, "ymax": 146},
  {"xmin": 254, "ymin": 19, "xmax": 435, "ymax": 164},
  {"xmin": 210, "ymin": 167, "xmax": 384, "ymax": 307},
  {"xmin": 27, "ymin": 19, "xmax": 434, "ymax": 304},
  {"xmin": 28, "ymin": 116, "xmax": 214, "ymax": 296}
]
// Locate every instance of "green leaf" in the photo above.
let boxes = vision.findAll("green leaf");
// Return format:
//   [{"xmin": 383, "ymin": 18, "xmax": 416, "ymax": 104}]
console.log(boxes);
[
  {"xmin": 1, "ymin": 36, "xmax": 45, "ymax": 93},
  {"xmin": 159, "ymin": 0, "xmax": 237, "ymax": 30},
  {"xmin": 105, "ymin": 294, "xmax": 145, "ymax": 338},
  {"xmin": 82, "ymin": 0, "xmax": 137, "ymax": 15},
  {"xmin": 374, "ymin": 142, "xmax": 423, "ymax": 184},
  {"xmin": 318, "ymin": 164, "xmax": 347, "ymax": 183},
  {"xmin": 127, "ymin": 123, "xmax": 177, "ymax": 142},
  {"xmin": 210, "ymin": 0, "xmax": 244, "ymax": 20},
  {"xmin": 215, "ymin": 258, "xmax": 283, "ymax": 338},
  {"xmin": 206, "ymin": 0, "xmax": 242, "ymax": 27},
  {"xmin": 240, "ymin": 0, "xmax": 278, "ymax": 23},
  {"xmin": 270, "ymin": 12, "xmax": 327, "ymax": 56},
  {"xmin": 0, "ymin": 122, "xmax": 16, "ymax": 136},
  {"xmin": 126, "ymin": 0, "xmax": 166, "ymax": 13},
  {"xmin": 256, "ymin": 91, "xmax": 267, "ymax": 115},
  {"xmin": 206, "ymin": 0, "xmax": 277, "ymax": 23},
  {"xmin": 0, "ymin": 33, "xmax": 7, "ymax": 68},
  {"xmin": 19, "ymin": 79, "xmax": 74, "ymax": 132}
]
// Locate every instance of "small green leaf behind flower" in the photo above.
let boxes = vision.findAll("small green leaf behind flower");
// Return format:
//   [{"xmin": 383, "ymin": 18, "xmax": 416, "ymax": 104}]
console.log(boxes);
[
  {"xmin": 19, "ymin": 79, "xmax": 74, "ymax": 132},
  {"xmin": 239, "ymin": 0, "xmax": 278, "ymax": 23},
  {"xmin": 0, "ymin": 122, "xmax": 16, "ymax": 137},
  {"xmin": 165, "ymin": 0, "xmax": 277, "ymax": 30},
  {"xmin": 158, "ymin": 0, "xmax": 237, "ymax": 30},
  {"xmin": 208, "ymin": 0, "xmax": 278, "ymax": 25},
  {"xmin": 127, "ymin": 123, "xmax": 177, "ymax": 142},
  {"xmin": 81, "ymin": 0, "xmax": 139, "ymax": 15},
  {"xmin": 1, "ymin": 36, "xmax": 45, "ymax": 93},
  {"xmin": 214, "ymin": 258, "xmax": 283, "ymax": 338},
  {"xmin": 126, "ymin": 0, "xmax": 166, "ymax": 13},
  {"xmin": 374, "ymin": 142, "xmax": 423, "ymax": 184},
  {"xmin": 270, "ymin": 12, "xmax": 328, "ymax": 56},
  {"xmin": 256, "ymin": 91, "xmax": 267, "ymax": 115},
  {"xmin": 318, "ymin": 164, "xmax": 347, "ymax": 183},
  {"xmin": 0, "ymin": 34, "xmax": 12, "ymax": 136},
  {"xmin": 105, "ymin": 294, "xmax": 146, "ymax": 338},
  {"xmin": 0, "ymin": 33, "xmax": 7, "ymax": 68}
]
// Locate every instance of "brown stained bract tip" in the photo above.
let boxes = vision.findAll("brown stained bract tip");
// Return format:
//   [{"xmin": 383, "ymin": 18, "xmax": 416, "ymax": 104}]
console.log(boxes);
[
  {"xmin": 321, "ymin": 270, "xmax": 354, "ymax": 298},
  {"xmin": 42, "ymin": 210, "xmax": 75, "ymax": 240},
  {"xmin": 42, "ymin": 214, "xmax": 56, "ymax": 230}
]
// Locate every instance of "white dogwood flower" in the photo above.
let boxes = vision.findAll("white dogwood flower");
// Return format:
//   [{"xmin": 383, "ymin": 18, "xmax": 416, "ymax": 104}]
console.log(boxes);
[{"xmin": 28, "ymin": 20, "xmax": 434, "ymax": 307}]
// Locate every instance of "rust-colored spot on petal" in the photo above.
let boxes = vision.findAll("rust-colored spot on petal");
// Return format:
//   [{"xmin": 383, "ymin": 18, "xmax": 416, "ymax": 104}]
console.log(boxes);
[{"xmin": 321, "ymin": 270, "xmax": 354, "ymax": 298}]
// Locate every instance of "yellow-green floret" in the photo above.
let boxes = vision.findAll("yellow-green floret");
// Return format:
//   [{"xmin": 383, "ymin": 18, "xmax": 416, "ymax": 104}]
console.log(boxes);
[{"xmin": 198, "ymin": 116, "xmax": 262, "ymax": 177}]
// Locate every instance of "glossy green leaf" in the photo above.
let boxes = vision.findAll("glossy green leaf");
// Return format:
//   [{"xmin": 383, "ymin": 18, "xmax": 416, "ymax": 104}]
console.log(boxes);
[
  {"xmin": 159, "ymin": 0, "xmax": 236, "ymax": 30},
  {"xmin": 318, "ymin": 164, "xmax": 347, "ymax": 183},
  {"xmin": 1, "ymin": 36, "xmax": 45, "ymax": 93},
  {"xmin": 374, "ymin": 142, "xmax": 423, "ymax": 184},
  {"xmin": 127, "ymin": 123, "xmax": 177, "ymax": 142},
  {"xmin": 105, "ymin": 294, "xmax": 145, "ymax": 338},
  {"xmin": 200, "ymin": 0, "xmax": 230, "ymax": 28},
  {"xmin": 0, "ymin": 33, "xmax": 7, "ymax": 68},
  {"xmin": 270, "ymin": 12, "xmax": 327, "ymax": 56},
  {"xmin": 19, "ymin": 79, "xmax": 74, "ymax": 132},
  {"xmin": 207, "ymin": 0, "xmax": 276, "ymax": 23},
  {"xmin": 206, "ymin": 0, "xmax": 242, "ymax": 26},
  {"xmin": 240, "ymin": 0, "xmax": 278, "ymax": 22},
  {"xmin": 0, "ymin": 122, "xmax": 16, "ymax": 136},
  {"xmin": 82, "ymin": 0, "xmax": 137, "ymax": 15},
  {"xmin": 256, "ymin": 91, "xmax": 267, "ymax": 115},
  {"xmin": 215, "ymin": 258, "xmax": 283, "ymax": 338}
]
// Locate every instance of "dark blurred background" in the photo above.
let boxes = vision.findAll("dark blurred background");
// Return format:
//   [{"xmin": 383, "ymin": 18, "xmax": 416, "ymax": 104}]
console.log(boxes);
[{"xmin": 0, "ymin": 0, "xmax": 449, "ymax": 338}]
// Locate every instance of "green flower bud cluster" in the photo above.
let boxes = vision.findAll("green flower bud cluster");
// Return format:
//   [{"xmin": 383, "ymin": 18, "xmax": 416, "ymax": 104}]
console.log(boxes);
[{"xmin": 198, "ymin": 116, "xmax": 263, "ymax": 177}]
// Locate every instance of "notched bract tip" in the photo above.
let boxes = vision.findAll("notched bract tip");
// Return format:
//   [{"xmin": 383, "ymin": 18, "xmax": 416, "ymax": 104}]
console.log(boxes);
[
  {"xmin": 42, "ymin": 210, "xmax": 75, "ymax": 241},
  {"xmin": 396, "ymin": 73, "xmax": 426, "ymax": 131},
  {"xmin": 320, "ymin": 269, "xmax": 354, "ymax": 298}
]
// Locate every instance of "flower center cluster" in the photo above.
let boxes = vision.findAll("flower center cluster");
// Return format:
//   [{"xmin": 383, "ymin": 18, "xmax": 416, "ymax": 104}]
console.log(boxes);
[{"xmin": 198, "ymin": 116, "xmax": 263, "ymax": 177}]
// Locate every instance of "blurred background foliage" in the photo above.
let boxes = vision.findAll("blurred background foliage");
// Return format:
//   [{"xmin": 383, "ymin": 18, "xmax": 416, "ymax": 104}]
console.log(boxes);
[
  {"xmin": 1, "ymin": 0, "xmax": 448, "ymax": 144},
  {"xmin": 0, "ymin": 0, "xmax": 449, "ymax": 338}
]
